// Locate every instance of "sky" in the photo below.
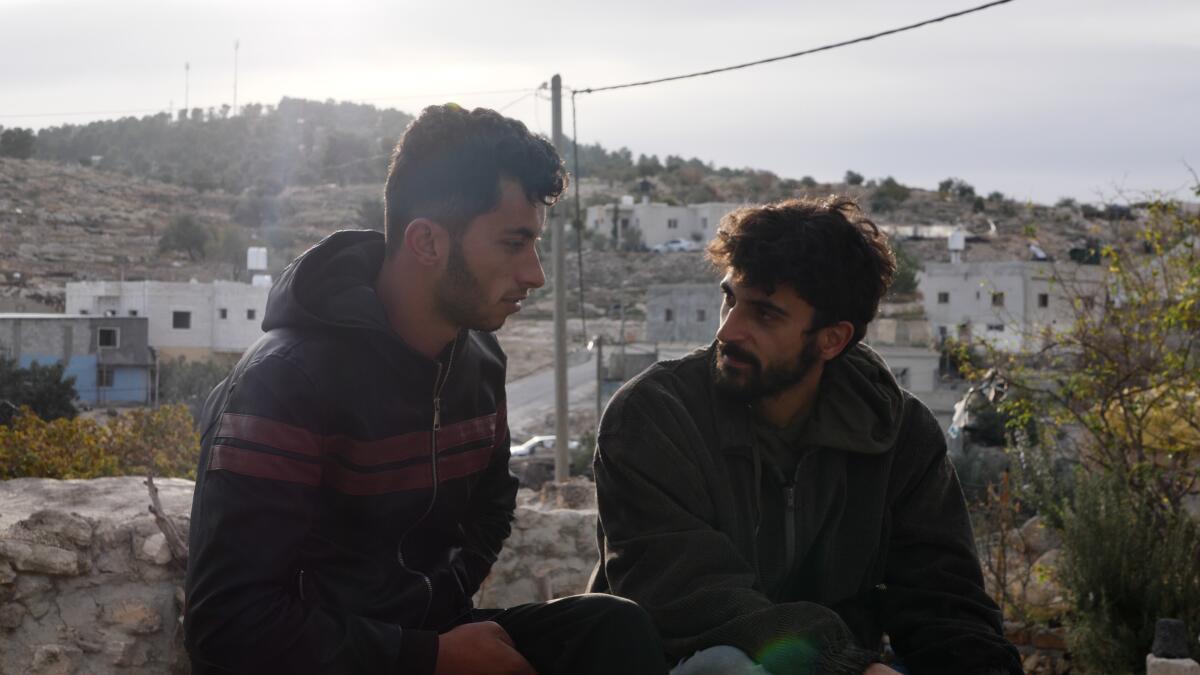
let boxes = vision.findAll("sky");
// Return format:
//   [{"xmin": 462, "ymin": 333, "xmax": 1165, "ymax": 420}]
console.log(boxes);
[{"xmin": 1, "ymin": 0, "xmax": 1198, "ymax": 204}]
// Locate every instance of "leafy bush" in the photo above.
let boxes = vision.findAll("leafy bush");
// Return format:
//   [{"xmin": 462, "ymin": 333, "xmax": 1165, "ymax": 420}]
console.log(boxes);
[
  {"xmin": 158, "ymin": 356, "xmax": 230, "ymax": 422},
  {"xmin": 0, "ymin": 356, "xmax": 77, "ymax": 426},
  {"xmin": 0, "ymin": 404, "xmax": 200, "ymax": 479},
  {"xmin": 1057, "ymin": 471, "xmax": 1200, "ymax": 670}
]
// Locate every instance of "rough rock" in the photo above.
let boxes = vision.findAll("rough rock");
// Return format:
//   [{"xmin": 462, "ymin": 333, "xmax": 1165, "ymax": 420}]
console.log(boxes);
[
  {"xmin": 1147, "ymin": 655, "xmax": 1200, "ymax": 675},
  {"xmin": 0, "ymin": 540, "xmax": 82, "ymax": 576},
  {"xmin": 1018, "ymin": 516, "xmax": 1061, "ymax": 557}
]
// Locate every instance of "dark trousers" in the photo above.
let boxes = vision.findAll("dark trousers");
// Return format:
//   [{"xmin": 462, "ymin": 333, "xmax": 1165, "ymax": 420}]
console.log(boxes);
[{"xmin": 468, "ymin": 593, "xmax": 669, "ymax": 675}]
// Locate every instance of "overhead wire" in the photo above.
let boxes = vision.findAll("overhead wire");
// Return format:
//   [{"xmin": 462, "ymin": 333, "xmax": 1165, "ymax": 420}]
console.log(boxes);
[{"xmin": 574, "ymin": 0, "xmax": 1015, "ymax": 95}]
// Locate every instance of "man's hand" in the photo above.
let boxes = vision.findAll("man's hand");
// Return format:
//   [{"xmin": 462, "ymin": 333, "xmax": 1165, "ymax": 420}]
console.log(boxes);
[
  {"xmin": 435, "ymin": 621, "xmax": 536, "ymax": 675},
  {"xmin": 863, "ymin": 664, "xmax": 902, "ymax": 675}
]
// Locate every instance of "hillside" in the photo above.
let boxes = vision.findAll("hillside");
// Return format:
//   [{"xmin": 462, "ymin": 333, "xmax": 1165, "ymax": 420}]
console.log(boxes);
[{"xmin": 1, "ymin": 96, "xmax": 1161, "ymax": 312}]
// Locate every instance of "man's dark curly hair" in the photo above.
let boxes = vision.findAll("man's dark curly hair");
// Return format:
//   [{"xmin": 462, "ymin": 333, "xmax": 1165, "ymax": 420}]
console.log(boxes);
[
  {"xmin": 706, "ymin": 196, "xmax": 896, "ymax": 353},
  {"xmin": 384, "ymin": 104, "xmax": 567, "ymax": 253}
]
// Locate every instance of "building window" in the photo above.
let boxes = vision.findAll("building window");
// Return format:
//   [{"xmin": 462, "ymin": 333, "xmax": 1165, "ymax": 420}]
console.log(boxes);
[
  {"xmin": 620, "ymin": 218, "xmax": 629, "ymax": 229},
  {"xmin": 696, "ymin": 309, "xmax": 706, "ymax": 322},
  {"xmin": 247, "ymin": 309, "xmax": 257, "ymax": 320},
  {"xmin": 79, "ymin": 309, "xmax": 89, "ymax": 315},
  {"xmin": 701, "ymin": 217, "xmax": 708, "ymax": 229},
  {"xmin": 937, "ymin": 292, "xmax": 949, "ymax": 304},
  {"xmin": 219, "ymin": 308, "xmax": 228, "ymax": 319},
  {"xmin": 104, "ymin": 309, "xmax": 117, "ymax": 317},
  {"xmin": 97, "ymin": 366, "xmax": 114, "ymax": 388},
  {"xmin": 1038, "ymin": 293, "xmax": 1049, "ymax": 308},
  {"xmin": 128, "ymin": 309, "xmax": 138, "ymax": 317},
  {"xmin": 667, "ymin": 218, "xmax": 679, "ymax": 229},
  {"xmin": 991, "ymin": 292, "xmax": 1005, "ymax": 307},
  {"xmin": 986, "ymin": 323, "xmax": 1005, "ymax": 332},
  {"xmin": 665, "ymin": 309, "xmax": 674, "ymax": 322},
  {"xmin": 98, "ymin": 327, "xmax": 119, "ymax": 349},
  {"xmin": 172, "ymin": 311, "xmax": 191, "ymax": 329}
]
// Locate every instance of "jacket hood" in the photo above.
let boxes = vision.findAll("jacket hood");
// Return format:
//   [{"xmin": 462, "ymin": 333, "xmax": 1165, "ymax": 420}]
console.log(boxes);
[
  {"xmin": 262, "ymin": 230, "xmax": 392, "ymax": 334},
  {"xmin": 797, "ymin": 343, "xmax": 904, "ymax": 455}
]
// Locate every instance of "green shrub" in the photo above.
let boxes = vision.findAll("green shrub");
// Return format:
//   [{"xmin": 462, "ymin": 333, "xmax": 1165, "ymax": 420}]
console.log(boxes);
[{"xmin": 1058, "ymin": 471, "xmax": 1200, "ymax": 671}]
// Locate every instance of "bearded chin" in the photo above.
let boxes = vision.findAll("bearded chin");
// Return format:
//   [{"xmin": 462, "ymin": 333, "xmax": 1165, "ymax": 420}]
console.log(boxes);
[{"xmin": 711, "ymin": 341, "xmax": 821, "ymax": 402}]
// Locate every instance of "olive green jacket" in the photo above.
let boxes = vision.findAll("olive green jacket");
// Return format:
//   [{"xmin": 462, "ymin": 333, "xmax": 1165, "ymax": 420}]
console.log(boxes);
[{"xmin": 589, "ymin": 344, "xmax": 1021, "ymax": 675}]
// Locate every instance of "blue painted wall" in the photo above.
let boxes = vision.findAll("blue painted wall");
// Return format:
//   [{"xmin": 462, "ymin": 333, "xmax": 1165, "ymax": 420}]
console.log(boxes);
[
  {"xmin": 104, "ymin": 367, "xmax": 150, "ymax": 405},
  {"xmin": 16, "ymin": 355, "xmax": 148, "ymax": 406}
]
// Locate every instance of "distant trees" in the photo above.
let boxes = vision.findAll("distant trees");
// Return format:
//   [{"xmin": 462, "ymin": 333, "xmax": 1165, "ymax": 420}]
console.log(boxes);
[
  {"xmin": 799, "ymin": 175, "xmax": 818, "ymax": 188},
  {"xmin": 889, "ymin": 242, "xmax": 921, "ymax": 297},
  {"xmin": 33, "ymin": 98, "xmax": 414, "ymax": 195},
  {"xmin": 938, "ymin": 177, "xmax": 976, "ymax": 201},
  {"xmin": 844, "ymin": 170, "xmax": 864, "ymax": 186},
  {"xmin": 158, "ymin": 214, "xmax": 211, "ymax": 261},
  {"xmin": 0, "ymin": 127, "xmax": 35, "ymax": 159},
  {"xmin": 869, "ymin": 176, "xmax": 911, "ymax": 213},
  {"xmin": 0, "ymin": 357, "xmax": 77, "ymax": 426}
]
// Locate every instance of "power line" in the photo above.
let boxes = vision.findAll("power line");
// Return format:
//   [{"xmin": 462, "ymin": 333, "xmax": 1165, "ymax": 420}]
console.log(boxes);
[{"xmin": 574, "ymin": 0, "xmax": 1016, "ymax": 95}]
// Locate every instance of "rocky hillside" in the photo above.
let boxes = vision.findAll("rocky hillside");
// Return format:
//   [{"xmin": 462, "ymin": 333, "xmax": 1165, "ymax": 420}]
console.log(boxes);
[{"xmin": 0, "ymin": 150, "xmax": 1157, "ymax": 312}]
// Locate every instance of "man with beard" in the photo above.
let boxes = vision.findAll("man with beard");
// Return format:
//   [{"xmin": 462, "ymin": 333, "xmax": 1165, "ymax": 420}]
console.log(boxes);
[
  {"xmin": 185, "ymin": 105, "xmax": 667, "ymax": 675},
  {"xmin": 589, "ymin": 198, "xmax": 1021, "ymax": 675}
]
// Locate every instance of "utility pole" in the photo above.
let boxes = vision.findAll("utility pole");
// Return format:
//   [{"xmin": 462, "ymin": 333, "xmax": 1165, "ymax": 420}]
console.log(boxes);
[
  {"xmin": 233, "ymin": 40, "xmax": 239, "ymax": 115},
  {"xmin": 550, "ymin": 74, "xmax": 569, "ymax": 484}
]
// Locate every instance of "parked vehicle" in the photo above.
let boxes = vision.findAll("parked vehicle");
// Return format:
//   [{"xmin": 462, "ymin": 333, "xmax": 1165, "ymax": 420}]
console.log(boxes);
[
  {"xmin": 510, "ymin": 434, "xmax": 580, "ymax": 457},
  {"xmin": 651, "ymin": 239, "xmax": 703, "ymax": 253}
]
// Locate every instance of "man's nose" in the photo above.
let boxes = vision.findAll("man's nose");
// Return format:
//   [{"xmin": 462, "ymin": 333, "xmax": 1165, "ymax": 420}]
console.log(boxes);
[
  {"xmin": 715, "ymin": 304, "xmax": 745, "ymax": 345},
  {"xmin": 518, "ymin": 248, "xmax": 546, "ymax": 289}
]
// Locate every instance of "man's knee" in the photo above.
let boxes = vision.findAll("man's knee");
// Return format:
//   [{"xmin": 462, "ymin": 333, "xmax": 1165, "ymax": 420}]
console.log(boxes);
[
  {"xmin": 577, "ymin": 593, "xmax": 655, "ymax": 631},
  {"xmin": 672, "ymin": 646, "xmax": 763, "ymax": 675}
]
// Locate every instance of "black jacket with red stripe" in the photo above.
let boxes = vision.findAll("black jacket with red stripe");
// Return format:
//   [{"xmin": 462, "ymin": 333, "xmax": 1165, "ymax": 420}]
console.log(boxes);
[{"xmin": 184, "ymin": 230, "xmax": 519, "ymax": 674}]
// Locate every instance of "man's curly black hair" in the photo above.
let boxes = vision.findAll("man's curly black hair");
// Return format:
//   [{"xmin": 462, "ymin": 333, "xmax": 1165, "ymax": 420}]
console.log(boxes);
[
  {"xmin": 706, "ymin": 196, "xmax": 896, "ymax": 353},
  {"xmin": 384, "ymin": 104, "xmax": 567, "ymax": 253}
]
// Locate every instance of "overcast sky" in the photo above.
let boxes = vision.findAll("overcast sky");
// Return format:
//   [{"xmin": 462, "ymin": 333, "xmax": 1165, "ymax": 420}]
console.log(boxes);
[{"xmin": 2, "ymin": 0, "xmax": 1197, "ymax": 204}]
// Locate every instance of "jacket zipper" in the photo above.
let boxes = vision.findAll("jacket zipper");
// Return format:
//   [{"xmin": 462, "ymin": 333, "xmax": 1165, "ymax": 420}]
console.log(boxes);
[
  {"xmin": 783, "ymin": 483, "xmax": 796, "ymax": 576},
  {"xmin": 395, "ymin": 337, "xmax": 457, "ymax": 628}
]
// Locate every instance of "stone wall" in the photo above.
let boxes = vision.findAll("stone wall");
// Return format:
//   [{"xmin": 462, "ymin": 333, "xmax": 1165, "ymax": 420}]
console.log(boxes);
[
  {"xmin": 0, "ymin": 477, "xmax": 194, "ymax": 675},
  {"xmin": 0, "ymin": 477, "xmax": 600, "ymax": 674}
]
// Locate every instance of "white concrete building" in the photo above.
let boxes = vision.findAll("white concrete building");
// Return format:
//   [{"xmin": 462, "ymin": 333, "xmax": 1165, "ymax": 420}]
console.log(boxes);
[
  {"xmin": 919, "ymin": 261, "xmax": 1105, "ymax": 352},
  {"xmin": 65, "ymin": 280, "xmax": 270, "ymax": 360},
  {"xmin": 584, "ymin": 198, "xmax": 743, "ymax": 248}
]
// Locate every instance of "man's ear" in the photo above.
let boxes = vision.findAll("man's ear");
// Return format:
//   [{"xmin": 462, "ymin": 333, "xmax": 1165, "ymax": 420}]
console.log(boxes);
[
  {"xmin": 402, "ymin": 218, "xmax": 450, "ymax": 267},
  {"xmin": 818, "ymin": 321, "xmax": 855, "ymax": 361}
]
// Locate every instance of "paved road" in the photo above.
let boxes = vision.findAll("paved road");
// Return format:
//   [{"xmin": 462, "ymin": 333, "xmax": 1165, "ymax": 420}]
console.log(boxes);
[
  {"xmin": 505, "ymin": 345, "xmax": 702, "ymax": 437},
  {"xmin": 506, "ymin": 351, "xmax": 596, "ymax": 433}
]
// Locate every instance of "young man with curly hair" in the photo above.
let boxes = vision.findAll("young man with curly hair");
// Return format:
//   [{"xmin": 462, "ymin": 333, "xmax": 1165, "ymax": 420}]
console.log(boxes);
[
  {"xmin": 590, "ymin": 198, "xmax": 1021, "ymax": 675},
  {"xmin": 185, "ymin": 105, "xmax": 667, "ymax": 675}
]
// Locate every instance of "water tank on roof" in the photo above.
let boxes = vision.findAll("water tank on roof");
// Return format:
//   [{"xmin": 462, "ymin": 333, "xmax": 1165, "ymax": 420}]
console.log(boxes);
[
  {"xmin": 948, "ymin": 228, "xmax": 967, "ymax": 251},
  {"xmin": 247, "ymin": 247, "xmax": 268, "ymax": 272}
]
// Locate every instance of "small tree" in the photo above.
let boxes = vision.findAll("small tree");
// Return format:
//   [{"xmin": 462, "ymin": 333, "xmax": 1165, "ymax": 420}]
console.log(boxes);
[
  {"xmin": 159, "ymin": 214, "xmax": 211, "ymax": 261},
  {"xmin": 889, "ymin": 242, "xmax": 921, "ymax": 297},
  {"xmin": 982, "ymin": 191, "xmax": 1200, "ymax": 671},
  {"xmin": 0, "ymin": 127, "xmax": 35, "ymax": 159},
  {"xmin": 844, "ymin": 170, "xmax": 864, "ymax": 186},
  {"xmin": 869, "ymin": 176, "xmax": 911, "ymax": 213},
  {"xmin": 0, "ymin": 357, "xmax": 77, "ymax": 426}
]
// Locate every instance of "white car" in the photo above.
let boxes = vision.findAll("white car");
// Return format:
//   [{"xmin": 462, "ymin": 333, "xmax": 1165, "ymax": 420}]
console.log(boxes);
[
  {"xmin": 652, "ymin": 239, "xmax": 703, "ymax": 253},
  {"xmin": 510, "ymin": 435, "xmax": 580, "ymax": 457}
]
